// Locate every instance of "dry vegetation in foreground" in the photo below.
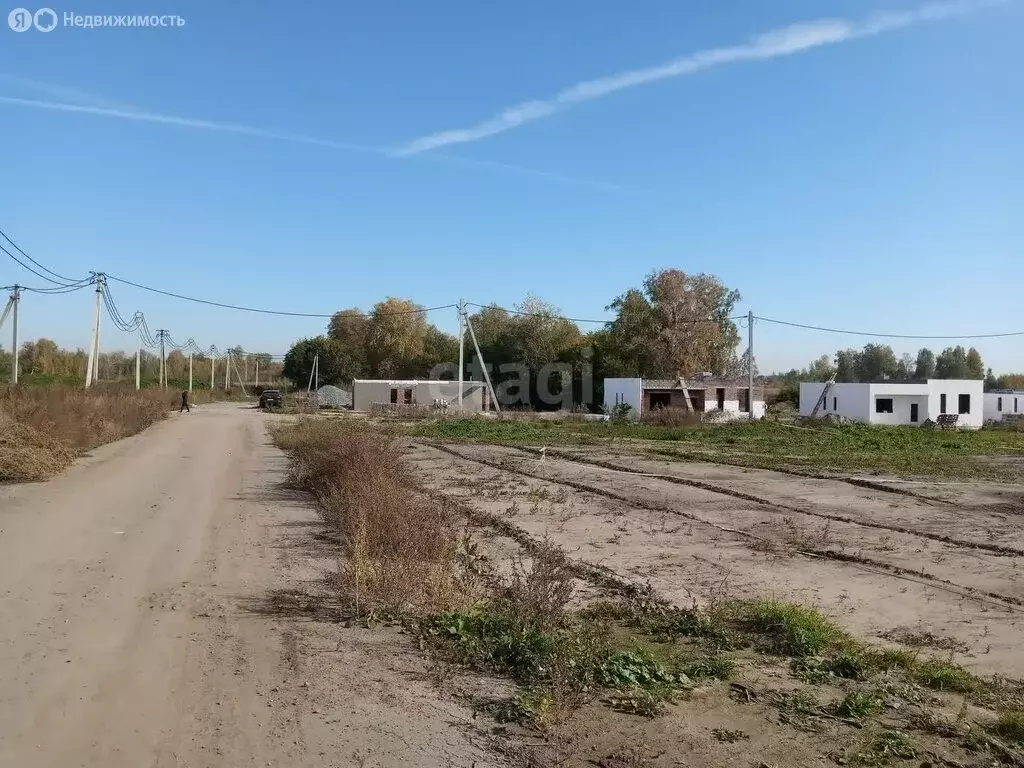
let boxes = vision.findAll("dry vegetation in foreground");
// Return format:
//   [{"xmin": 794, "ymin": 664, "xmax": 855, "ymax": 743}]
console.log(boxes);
[
  {"xmin": 275, "ymin": 419, "xmax": 1024, "ymax": 767},
  {"xmin": 0, "ymin": 385, "xmax": 219, "ymax": 483}
]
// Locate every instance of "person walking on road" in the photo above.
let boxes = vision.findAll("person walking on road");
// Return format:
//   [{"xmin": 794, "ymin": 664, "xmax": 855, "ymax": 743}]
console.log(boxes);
[{"xmin": 180, "ymin": 390, "xmax": 190, "ymax": 414}]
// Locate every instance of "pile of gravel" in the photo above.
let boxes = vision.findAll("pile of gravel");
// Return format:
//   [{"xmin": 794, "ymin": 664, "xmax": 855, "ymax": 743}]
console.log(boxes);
[{"xmin": 316, "ymin": 384, "xmax": 352, "ymax": 409}]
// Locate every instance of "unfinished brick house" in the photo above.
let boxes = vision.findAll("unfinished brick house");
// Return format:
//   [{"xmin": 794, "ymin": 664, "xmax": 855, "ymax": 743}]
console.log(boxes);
[{"xmin": 603, "ymin": 375, "xmax": 766, "ymax": 420}]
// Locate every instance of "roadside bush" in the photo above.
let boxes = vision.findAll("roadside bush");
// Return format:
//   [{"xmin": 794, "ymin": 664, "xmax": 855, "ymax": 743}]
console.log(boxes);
[
  {"xmin": 0, "ymin": 385, "xmax": 174, "ymax": 482},
  {"xmin": 640, "ymin": 407, "xmax": 702, "ymax": 428},
  {"xmin": 274, "ymin": 419, "xmax": 466, "ymax": 614}
]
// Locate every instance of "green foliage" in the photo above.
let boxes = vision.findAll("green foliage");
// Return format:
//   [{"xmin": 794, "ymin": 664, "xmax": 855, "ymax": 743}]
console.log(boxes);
[
  {"xmin": 913, "ymin": 658, "xmax": 980, "ymax": 693},
  {"xmin": 487, "ymin": 692, "xmax": 555, "ymax": 726},
  {"xmin": 680, "ymin": 656, "xmax": 735, "ymax": 681},
  {"xmin": 426, "ymin": 611, "xmax": 560, "ymax": 683},
  {"xmin": 605, "ymin": 687, "xmax": 671, "ymax": 717},
  {"xmin": 739, "ymin": 600, "xmax": 852, "ymax": 657},
  {"xmin": 605, "ymin": 269, "xmax": 741, "ymax": 378},
  {"xmin": 989, "ymin": 711, "xmax": 1024, "ymax": 745},
  {"xmin": 609, "ymin": 401, "xmax": 634, "ymax": 423},
  {"xmin": 835, "ymin": 691, "xmax": 884, "ymax": 719},
  {"xmin": 598, "ymin": 649, "xmax": 685, "ymax": 689},
  {"xmin": 409, "ymin": 417, "xmax": 1024, "ymax": 481}
]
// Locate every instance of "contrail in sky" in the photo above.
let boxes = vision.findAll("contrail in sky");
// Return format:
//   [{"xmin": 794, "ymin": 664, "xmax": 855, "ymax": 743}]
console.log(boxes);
[
  {"xmin": 0, "ymin": 89, "xmax": 621, "ymax": 191},
  {"xmin": 397, "ymin": 0, "xmax": 1008, "ymax": 155}
]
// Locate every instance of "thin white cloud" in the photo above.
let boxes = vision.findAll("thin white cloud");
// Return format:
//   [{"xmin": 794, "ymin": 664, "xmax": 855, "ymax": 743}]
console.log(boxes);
[
  {"xmin": 0, "ymin": 91, "xmax": 620, "ymax": 191},
  {"xmin": 0, "ymin": 95, "xmax": 388, "ymax": 154},
  {"xmin": 398, "ymin": 0, "xmax": 1008, "ymax": 155}
]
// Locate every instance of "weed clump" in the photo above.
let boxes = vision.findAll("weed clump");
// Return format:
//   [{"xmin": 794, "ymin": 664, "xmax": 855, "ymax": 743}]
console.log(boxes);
[
  {"xmin": 835, "ymin": 691, "xmax": 884, "ymax": 719},
  {"xmin": 274, "ymin": 419, "xmax": 467, "ymax": 614},
  {"xmin": 739, "ymin": 600, "xmax": 852, "ymax": 656},
  {"xmin": 989, "ymin": 711, "xmax": 1024, "ymax": 745}
]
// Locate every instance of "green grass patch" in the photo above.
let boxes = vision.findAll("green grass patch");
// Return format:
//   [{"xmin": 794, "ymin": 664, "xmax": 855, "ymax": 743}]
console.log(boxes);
[
  {"xmin": 989, "ymin": 711, "xmax": 1024, "ymax": 745},
  {"xmin": 913, "ymin": 658, "xmax": 982, "ymax": 694},
  {"xmin": 407, "ymin": 417, "xmax": 1024, "ymax": 481},
  {"xmin": 738, "ymin": 600, "xmax": 853, "ymax": 656},
  {"xmin": 835, "ymin": 691, "xmax": 884, "ymax": 719}
]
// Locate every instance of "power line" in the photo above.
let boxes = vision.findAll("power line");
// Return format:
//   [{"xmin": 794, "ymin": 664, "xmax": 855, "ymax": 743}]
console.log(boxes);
[
  {"xmin": 106, "ymin": 273, "xmax": 455, "ymax": 318},
  {"xmin": 0, "ymin": 229, "xmax": 90, "ymax": 286},
  {"xmin": 754, "ymin": 315, "xmax": 1024, "ymax": 341}
]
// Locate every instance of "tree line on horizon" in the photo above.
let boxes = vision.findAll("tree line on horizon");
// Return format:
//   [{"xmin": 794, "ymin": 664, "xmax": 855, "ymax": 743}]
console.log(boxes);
[
  {"xmin": 281, "ymin": 269, "xmax": 749, "ymax": 404},
  {"xmin": 0, "ymin": 340, "xmax": 281, "ymax": 387},
  {"xmin": 775, "ymin": 344, "xmax": 1024, "ymax": 391}
]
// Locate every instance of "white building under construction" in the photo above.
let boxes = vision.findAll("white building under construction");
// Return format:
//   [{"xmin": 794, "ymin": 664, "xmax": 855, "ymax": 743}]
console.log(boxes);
[{"xmin": 351, "ymin": 379, "xmax": 489, "ymax": 412}]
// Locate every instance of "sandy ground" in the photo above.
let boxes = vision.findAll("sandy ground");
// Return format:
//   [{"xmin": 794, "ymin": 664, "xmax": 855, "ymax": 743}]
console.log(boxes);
[
  {"xmin": 0, "ymin": 404, "xmax": 502, "ymax": 768},
  {"xmin": 406, "ymin": 440, "xmax": 1024, "ymax": 678}
]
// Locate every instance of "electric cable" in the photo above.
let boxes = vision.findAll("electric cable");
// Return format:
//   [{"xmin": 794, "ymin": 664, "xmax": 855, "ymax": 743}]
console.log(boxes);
[
  {"xmin": 0, "ymin": 229, "xmax": 91, "ymax": 286},
  {"xmin": 754, "ymin": 315, "xmax": 1024, "ymax": 341},
  {"xmin": 106, "ymin": 273, "xmax": 455, "ymax": 318}
]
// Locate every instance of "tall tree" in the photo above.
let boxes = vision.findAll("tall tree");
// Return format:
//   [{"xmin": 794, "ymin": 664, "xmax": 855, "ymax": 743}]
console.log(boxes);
[
  {"xmin": 834, "ymin": 349, "xmax": 859, "ymax": 382},
  {"xmin": 913, "ymin": 348, "xmax": 936, "ymax": 380},
  {"xmin": 283, "ymin": 336, "xmax": 363, "ymax": 387},
  {"xmin": 856, "ymin": 344, "xmax": 898, "ymax": 381},
  {"xmin": 895, "ymin": 353, "xmax": 915, "ymax": 381},
  {"xmin": 965, "ymin": 347, "xmax": 985, "ymax": 379},
  {"xmin": 806, "ymin": 354, "xmax": 836, "ymax": 381},
  {"xmin": 606, "ymin": 269, "xmax": 740, "ymax": 377},
  {"xmin": 935, "ymin": 346, "xmax": 969, "ymax": 378},
  {"xmin": 364, "ymin": 297, "xmax": 431, "ymax": 378}
]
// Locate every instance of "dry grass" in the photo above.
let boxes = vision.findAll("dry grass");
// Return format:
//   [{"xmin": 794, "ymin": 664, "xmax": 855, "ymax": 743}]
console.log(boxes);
[
  {"xmin": 0, "ymin": 385, "xmax": 182, "ymax": 482},
  {"xmin": 639, "ymin": 407, "xmax": 702, "ymax": 427},
  {"xmin": 273, "ymin": 418, "xmax": 470, "ymax": 615}
]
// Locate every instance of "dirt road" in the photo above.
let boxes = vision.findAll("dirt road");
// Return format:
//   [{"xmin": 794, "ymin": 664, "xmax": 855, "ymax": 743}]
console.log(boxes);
[{"xmin": 0, "ymin": 404, "xmax": 498, "ymax": 768}]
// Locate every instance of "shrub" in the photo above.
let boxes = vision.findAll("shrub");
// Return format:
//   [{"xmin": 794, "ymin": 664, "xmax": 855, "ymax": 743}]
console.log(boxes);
[
  {"xmin": 835, "ymin": 691, "xmax": 884, "ymax": 719},
  {"xmin": 640, "ymin": 407, "xmax": 702, "ymax": 427},
  {"xmin": 274, "ymin": 419, "xmax": 465, "ymax": 614},
  {"xmin": 0, "ymin": 385, "xmax": 171, "ymax": 482},
  {"xmin": 739, "ymin": 600, "xmax": 852, "ymax": 656}
]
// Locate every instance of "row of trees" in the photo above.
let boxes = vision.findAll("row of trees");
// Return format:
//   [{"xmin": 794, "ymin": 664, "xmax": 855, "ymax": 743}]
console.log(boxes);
[
  {"xmin": 282, "ymin": 269, "xmax": 748, "ymax": 399},
  {"xmin": 1, "ymin": 340, "xmax": 281, "ymax": 386},
  {"xmin": 779, "ymin": 344, "xmax": 1022, "ymax": 389}
]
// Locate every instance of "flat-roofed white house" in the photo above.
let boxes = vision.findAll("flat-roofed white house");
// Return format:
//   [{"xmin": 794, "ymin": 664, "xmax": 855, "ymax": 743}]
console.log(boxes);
[
  {"xmin": 799, "ymin": 379, "xmax": 983, "ymax": 428},
  {"xmin": 352, "ymin": 379, "xmax": 488, "ymax": 412},
  {"xmin": 983, "ymin": 390, "xmax": 1024, "ymax": 422}
]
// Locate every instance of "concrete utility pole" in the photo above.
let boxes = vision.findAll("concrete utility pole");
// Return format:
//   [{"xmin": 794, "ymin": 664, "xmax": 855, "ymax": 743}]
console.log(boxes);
[
  {"xmin": 255, "ymin": 357, "xmax": 259, "ymax": 389},
  {"xmin": 11, "ymin": 286, "xmax": 20, "ymax": 385},
  {"xmin": 85, "ymin": 276, "xmax": 103, "ymax": 388},
  {"xmin": 135, "ymin": 347, "xmax": 141, "ymax": 390},
  {"xmin": 157, "ymin": 330, "xmax": 168, "ymax": 389},
  {"xmin": 464, "ymin": 312, "xmax": 500, "ymax": 414},
  {"xmin": 188, "ymin": 350, "xmax": 193, "ymax": 393},
  {"xmin": 210, "ymin": 354, "xmax": 216, "ymax": 390},
  {"xmin": 225, "ymin": 354, "xmax": 231, "ymax": 391},
  {"xmin": 747, "ymin": 310, "xmax": 755, "ymax": 421},
  {"xmin": 457, "ymin": 299, "xmax": 465, "ymax": 411},
  {"xmin": 306, "ymin": 352, "xmax": 317, "ymax": 394}
]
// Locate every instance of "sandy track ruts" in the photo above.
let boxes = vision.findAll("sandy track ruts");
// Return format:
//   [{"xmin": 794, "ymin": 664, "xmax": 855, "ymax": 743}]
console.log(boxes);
[
  {"xmin": 0, "ymin": 405, "xmax": 500, "ymax": 768},
  {"xmin": 406, "ymin": 441, "xmax": 1023, "ymax": 676},
  {"xmin": 526, "ymin": 446, "xmax": 1024, "ymax": 558}
]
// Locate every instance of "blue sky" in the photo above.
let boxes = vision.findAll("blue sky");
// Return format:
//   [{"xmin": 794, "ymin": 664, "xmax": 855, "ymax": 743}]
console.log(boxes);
[{"xmin": 1, "ymin": 0, "xmax": 1021, "ymax": 372}]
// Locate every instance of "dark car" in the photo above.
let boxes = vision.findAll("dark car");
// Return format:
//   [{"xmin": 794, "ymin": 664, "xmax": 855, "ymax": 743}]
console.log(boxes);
[{"xmin": 259, "ymin": 389, "xmax": 283, "ymax": 409}]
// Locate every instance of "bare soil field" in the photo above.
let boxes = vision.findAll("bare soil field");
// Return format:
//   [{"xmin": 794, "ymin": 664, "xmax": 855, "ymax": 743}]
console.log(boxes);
[
  {"xmin": 407, "ymin": 440, "xmax": 1024, "ymax": 678},
  {"xmin": 375, "ymin": 434, "xmax": 1024, "ymax": 767}
]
